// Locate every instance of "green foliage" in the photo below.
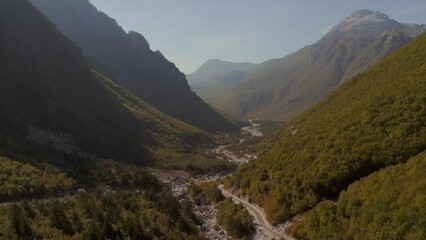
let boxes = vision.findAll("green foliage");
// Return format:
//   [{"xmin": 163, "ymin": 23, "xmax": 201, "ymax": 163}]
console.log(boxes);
[
  {"xmin": 6, "ymin": 205, "xmax": 33, "ymax": 239},
  {"xmin": 188, "ymin": 182, "xmax": 224, "ymax": 204},
  {"xmin": 291, "ymin": 151, "xmax": 426, "ymax": 240},
  {"xmin": 0, "ymin": 191, "xmax": 201, "ymax": 240},
  {"xmin": 48, "ymin": 201, "xmax": 75, "ymax": 236},
  {"xmin": 0, "ymin": 157, "xmax": 75, "ymax": 201},
  {"xmin": 0, "ymin": 155, "xmax": 202, "ymax": 239},
  {"xmin": 91, "ymin": 159, "xmax": 161, "ymax": 189},
  {"xmin": 188, "ymin": 182, "xmax": 254, "ymax": 238},
  {"xmin": 155, "ymin": 152, "xmax": 236, "ymax": 174},
  {"xmin": 225, "ymin": 136, "xmax": 262, "ymax": 158},
  {"xmin": 226, "ymin": 33, "xmax": 426, "ymax": 223},
  {"xmin": 217, "ymin": 198, "xmax": 254, "ymax": 238},
  {"xmin": 255, "ymin": 120, "xmax": 282, "ymax": 135}
]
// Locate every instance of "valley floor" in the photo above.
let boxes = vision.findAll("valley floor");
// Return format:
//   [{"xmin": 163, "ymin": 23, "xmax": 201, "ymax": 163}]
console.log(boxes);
[{"xmin": 151, "ymin": 121, "xmax": 299, "ymax": 240}]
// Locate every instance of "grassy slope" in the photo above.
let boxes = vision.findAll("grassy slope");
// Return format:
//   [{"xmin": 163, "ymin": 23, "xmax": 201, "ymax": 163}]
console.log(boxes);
[
  {"xmin": 291, "ymin": 151, "xmax": 426, "ymax": 240},
  {"xmin": 96, "ymin": 72, "xmax": 209, "ymax": 154},
  {"xmin": 97, "ymin": 72, "xmax": 236, "ymax": 172},
  {"xmin": 225, "ymin": 33, "xmax": 426, "ymax": 223}
]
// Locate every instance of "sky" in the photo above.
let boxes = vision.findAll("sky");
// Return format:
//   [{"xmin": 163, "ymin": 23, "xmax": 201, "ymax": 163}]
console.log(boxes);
[{"xmin": 88, "ymin": 0, "xmax": 426, "ymax": 74}]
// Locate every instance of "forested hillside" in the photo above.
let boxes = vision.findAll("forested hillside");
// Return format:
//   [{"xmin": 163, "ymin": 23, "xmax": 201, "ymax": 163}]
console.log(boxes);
[
  {"xmin": 0, "ymin": 159, "xmax": 201, "ymax": 240},
  {"xmin": 291, "ymin": 151, "xmax": 426, "ymax": 240},
  {"xmin": 225, "ymin": 33, "xmax": 426, "ymax": 223}
]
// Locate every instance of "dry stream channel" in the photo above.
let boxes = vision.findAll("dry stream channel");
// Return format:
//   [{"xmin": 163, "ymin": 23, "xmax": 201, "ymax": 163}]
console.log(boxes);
[{"xmin": 152, "ymin": 121, "xmax": 299, "ymax": 240}]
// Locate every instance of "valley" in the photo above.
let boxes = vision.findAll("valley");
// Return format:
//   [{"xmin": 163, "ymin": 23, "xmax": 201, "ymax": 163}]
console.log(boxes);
[
  {"xmin": 150, "ymin": 122, "xmax": 268, "ymax": 239},
  {"xmin": 149, "ymin": 121, "xmax": 306, "ymax": 240},
  {"xmin": 0, "ymin": 1, "xmax": 424, "ymax": 239}
]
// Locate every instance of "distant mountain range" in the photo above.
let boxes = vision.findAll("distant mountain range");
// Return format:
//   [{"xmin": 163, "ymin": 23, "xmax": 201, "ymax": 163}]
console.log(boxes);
[
  {"xmin": 187, "ymin": 59, "xmax": 257, "ymax": 85},
  {"xmin": 30, "ymin": 0, "xmax": 237, "ymax": 132},
  {"xmin": 189, "ymin": 9, "xmax": 425, "ymax": 121},
  {"xmin": 187, "ymin": 59, "xmax": 259, "ymax": 104}
]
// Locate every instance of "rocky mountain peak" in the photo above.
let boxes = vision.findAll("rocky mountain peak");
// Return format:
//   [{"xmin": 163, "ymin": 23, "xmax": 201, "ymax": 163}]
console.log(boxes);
[
  {"xmin": 127, "ymin": 31, "xmax": 150, "ymax": 50},
  {"xmin": 330, "ymin": 9, "xmax": 397, "ymax": 36},
  {"xmin": 349, "ymin": 9, "xmax": 390, "ymax": 20}
]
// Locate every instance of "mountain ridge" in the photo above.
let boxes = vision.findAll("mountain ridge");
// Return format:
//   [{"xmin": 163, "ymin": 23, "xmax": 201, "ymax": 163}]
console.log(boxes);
[
  {"xmin": 29, "ymin": 0, "xmax": 237, "ymax": 132},
  {"xmin": 0, "ymin": 0, "xmax": 219, "ymax": 169},
  {"xmin": 212, "ymin": 9, "xmax": 424, "ymax": 121}
]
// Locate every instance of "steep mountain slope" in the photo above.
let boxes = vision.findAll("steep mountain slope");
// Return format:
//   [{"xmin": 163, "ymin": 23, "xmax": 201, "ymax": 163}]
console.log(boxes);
[
  {"xmin": 291, "ymin": 151, "xmax": 426, "ymax": 240},
  {"xmin": 225, "ymin": 33, "xmax": 426, "ymax": 223},
  {"xmin": 0, "ymin": 0, "xmax": 152, "ymax": 163},
  {"xmin": 187, "ymin": 59, "xmax": 258, "ymax": 106},
  {"xmin": 0, "ymin": 0, "xmax": 212, "ymax": 167},
  {"xmin": 217, "ymin": 9, "xmax": 425, "ymax": 121},
  {"xmin": 29, "ymin": 0, "xmax": 237, "ymax": 132}
]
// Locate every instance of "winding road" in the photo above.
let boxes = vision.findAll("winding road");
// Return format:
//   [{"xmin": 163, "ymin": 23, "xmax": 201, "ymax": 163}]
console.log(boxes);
[{"xmin": 219, "ymin": 185, "xmax": 295, "ymax": 240}]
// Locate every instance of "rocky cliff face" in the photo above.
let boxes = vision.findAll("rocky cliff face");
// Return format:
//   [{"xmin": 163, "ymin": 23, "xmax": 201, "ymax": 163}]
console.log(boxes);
[{"xmin": 30, "ymin": 0, "xmax": 237, "ymax": 132}]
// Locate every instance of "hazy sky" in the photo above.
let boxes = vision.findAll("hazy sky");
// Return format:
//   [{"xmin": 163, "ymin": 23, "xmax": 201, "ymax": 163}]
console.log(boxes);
[{"xmin": 88, "ymin": 0, "xmax": 426, "ymax": 74}]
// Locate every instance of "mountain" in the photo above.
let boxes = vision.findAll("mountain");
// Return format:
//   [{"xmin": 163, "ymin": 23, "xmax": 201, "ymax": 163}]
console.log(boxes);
[
  {"xmin": 187, "ymin": 59, "xmax": 258, "ymax": 105},
  {"xmin": 0, "ymin": 0, "xmax": 219, "ymax": 169},
  {"xmin": 214, "ymin": 9, "xmax": 425, "ymax": 121},
  {"xmin": 29, "ymin": 0, "xmax": 237, "ymax": 132},
  {"xmin": 187, "ymin": 59, "xmax": 257, "ymax": 85},
  {"xmin": 225, "ymin": 33, "xmax": 426, "ymax": 224},
  {"xmin": 330, "ymin": 9, "xmax": 425, "ymax": 37},
  {"xmin": 0, "ymin": 0, "xmax": 152, "ymax": 163}
]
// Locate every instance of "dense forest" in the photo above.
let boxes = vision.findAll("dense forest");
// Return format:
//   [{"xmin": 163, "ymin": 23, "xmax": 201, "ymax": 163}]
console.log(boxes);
[
  {"xmin": 290, "ymin": 151, "xmax": 426, "ymax": 240},
  {"xmin": 0, "ymin": 157, "xmax": 75, "ymax": 202},
  {"xmin": 225, "ymin": 33, "xmax": 426, "ymax": 223},
  {"xmin": 0, "ymin": 157, "xmax": 203, "ymax": 240},
  {"xmin": 0, "ymin": 191, "xmax": 201, "ymax": 240}
]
